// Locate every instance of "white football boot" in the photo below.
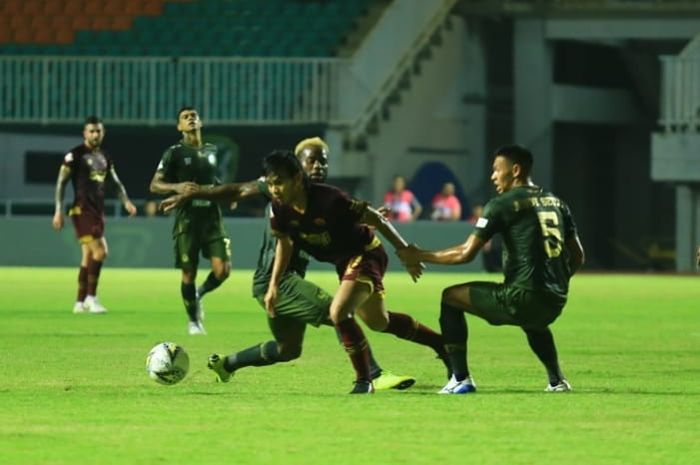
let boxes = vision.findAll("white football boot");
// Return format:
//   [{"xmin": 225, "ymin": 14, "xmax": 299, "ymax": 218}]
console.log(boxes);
[
  {"xmin": 188, "ymin": 321, "xmax": 207, "ymax": 335},
  {"xmin": 72, "ymin": 301, "xmax": 86, "ymax": 314},
  {"xmin": 83, "ymin": 296, "xmax": 107, "ymax": 314},
  {"xmin": 545, "ymin": 380, "xmax": 572, "ymax": 392},
  {"xmin": 438, "ymin": 374, "xmax": 477, "ymax": 394}
]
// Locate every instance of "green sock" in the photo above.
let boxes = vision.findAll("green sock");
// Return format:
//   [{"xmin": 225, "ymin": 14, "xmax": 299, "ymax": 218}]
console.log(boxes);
[
  {"xmin": 224, "ymin": 341, "xmax": 280, "ymax": 371},
  {"xmin": 197, "ymin": 272, "xmax": 223, "ymax": 298}
]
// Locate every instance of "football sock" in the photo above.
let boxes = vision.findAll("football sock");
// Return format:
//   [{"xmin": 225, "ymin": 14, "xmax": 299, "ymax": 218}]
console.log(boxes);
[
  {"xmin": 382, "ymin": 311, "xmax": 448, "ymax": 359},
  {"xmin": 224, "ymin": 341, "xmax": 281, "ymax": 371},
  {"xmin": 336, "ymin": 317, "xmax": 371, "ymax": 382},
  {"xmin": 335, "ymin": 327, "xmax": 382, "ymax": 379},
  {"xmin": 439, "ymin": 302, "xmax": 469, "ymax": 381},
  {"xmin": 524, "ymin": 328, "xmax": 564, "ymax": 385},
  {"xmin": 86, "ymin": 260, "xmax": 103, "ymax": 296},
  {"xmin": 77, "ymin": 266, "xmax": 88, "ymax": 302},
  {"xmin": 180, "ymin": 282, "xmax": 198, "ymax": 323},
  {"xmin": 197, "ymin": 272, "xmax": 223, "ymax": 298}
]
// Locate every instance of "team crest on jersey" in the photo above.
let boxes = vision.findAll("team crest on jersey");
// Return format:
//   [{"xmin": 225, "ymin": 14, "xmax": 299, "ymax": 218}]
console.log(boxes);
[
  {"xmin": 86, "ymin": 158, "xmax": 93, "ymax": 166},
  {"xmin": 313, "ymin": 218, "xmax": 326, "ymax": 226},
  {"xmin": 208, "ymin": 154, "xmax": 216, "ymax": 165},
  {"xmin": 475, "ymin": 217, "xmax": 488, "ymax": 228},
  {"xmin": 184, "ymin": 157, "xmax": 192, "ymax": 165}
]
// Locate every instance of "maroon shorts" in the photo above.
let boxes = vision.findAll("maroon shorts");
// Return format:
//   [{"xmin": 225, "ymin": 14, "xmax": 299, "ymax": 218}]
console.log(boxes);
[
  {"xmin": 69, "ymin": 205, "xmax": 105, "ymax": 244},
  {"xmin": 335, "ymin": 239, "xmax": 387, "ymax": 295}
]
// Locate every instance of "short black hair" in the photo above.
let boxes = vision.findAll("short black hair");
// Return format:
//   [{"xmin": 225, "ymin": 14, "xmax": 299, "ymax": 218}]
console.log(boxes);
[
  {"xmin": 493, "ymin": 144, "xmax": 533, "ymax": 177},
  {"xmin": 84, "ymin": 115, "xmax": 102, "ymax": 126},
  {"xmin": 263, "ymin": 149, "xmax": 305, "ymax": 180},
  {"xmin": 177, "ymin": 106, "xmax": 197, "ymax": 121}
]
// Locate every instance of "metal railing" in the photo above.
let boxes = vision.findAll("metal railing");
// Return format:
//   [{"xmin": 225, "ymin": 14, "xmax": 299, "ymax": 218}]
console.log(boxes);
[
  {"xmin": 0, "ymin": 56, "xmax": 349, "ymax": 126},
  {"xmin": 659, "ymin": 34, "xmax": 700, "ymax": 133}
]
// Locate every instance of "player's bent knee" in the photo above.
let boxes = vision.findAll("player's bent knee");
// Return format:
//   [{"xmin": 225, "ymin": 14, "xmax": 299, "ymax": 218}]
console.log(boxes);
[{"xmin": 277, "ymin": 344, "xmax": 302, "ymax": 361}]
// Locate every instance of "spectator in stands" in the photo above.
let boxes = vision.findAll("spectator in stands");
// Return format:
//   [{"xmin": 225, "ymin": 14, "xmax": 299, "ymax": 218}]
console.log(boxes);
[
  {"xmin": 384, "ymin": 175, "xmax": 422, "ymax": 222},
  {"xmin": 430, "ymin": 182, "xmax": 462, "ymax": 221},
  {"xmin": 52, "ymin": 116, "xmax": 137, "ymax": 314}
]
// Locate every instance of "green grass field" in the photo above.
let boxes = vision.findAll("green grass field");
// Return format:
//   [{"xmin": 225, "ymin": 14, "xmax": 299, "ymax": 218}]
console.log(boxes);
[{"xmin": 0, "ymin": 267, "xmax": 698, "ymax": 465}]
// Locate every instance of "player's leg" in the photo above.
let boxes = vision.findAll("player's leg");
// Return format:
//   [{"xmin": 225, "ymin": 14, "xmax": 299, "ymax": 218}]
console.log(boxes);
[
  {"xmin": 514, "ymin": 291, "xmax": 569, "ymax": 391},
  {"xmin": 198, "ymin": 237, "xmax": 231, "ymax": 298},
  {"xmin": 356, "ymin": 293, "xmax": 450, "ymax": 377},
  {"xmin": 207, "ymin": 316, "xmax": 307, "ymax": 383},
  {"xmin": 439, "ymin": 281, "xmax": 520, "ymax": 393},
  {"xmin": 174, "ymin": 232, "xmax": 204, "ymax": 334},
  {"xmin": 73, "ymin": 244, "xmax": 90, "ymax": 313},
  {"xmin": 278, "ymin": 273, "xmax": 415, "ymax": 390},
  {"xmin": 83, "ymin": 237, "xmax": 108, "ymax": 313},
  {"xmin": 198, "ymin": 240, "xmax": 231, "ymax": 299},
  {"xmin": 522, "ymin": 327, "xmax": 569, "ymax": 391},
  {"xmin": 329, "ymin": 279, "xmax": 375, "ymax": 393}
]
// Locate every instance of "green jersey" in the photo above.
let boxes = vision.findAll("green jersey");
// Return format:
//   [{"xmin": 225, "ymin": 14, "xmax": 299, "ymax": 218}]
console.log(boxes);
[
  {"xmin": 473, "ymin": 185, "xmax": 578, "ymax": 297},
  {"xmin": 252, "ymin": 179, "xmax": 311, "ymax": 296},
  {"xmin": 157, "ymin": 141, "xmax": 223, "ymax": 236}
]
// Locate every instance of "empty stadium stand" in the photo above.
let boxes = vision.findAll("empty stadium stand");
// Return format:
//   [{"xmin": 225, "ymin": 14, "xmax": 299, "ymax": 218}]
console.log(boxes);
[{"xmin": 0, "ymin": 0, "xmax": 373, "ymax": 57}]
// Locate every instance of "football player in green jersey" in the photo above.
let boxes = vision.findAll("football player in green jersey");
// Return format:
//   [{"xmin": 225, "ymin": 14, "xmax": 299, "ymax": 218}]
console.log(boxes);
[
  {"xmin": 161, "ymin": 137, "xmax": 416, "ymax": 391},
  {"xmin": 149, "ymin": 107, "xmax": 231, "ymax": 335},
  {"xmin": 398, "ymin": 145, "xmax": 585, "ymax": 394}
]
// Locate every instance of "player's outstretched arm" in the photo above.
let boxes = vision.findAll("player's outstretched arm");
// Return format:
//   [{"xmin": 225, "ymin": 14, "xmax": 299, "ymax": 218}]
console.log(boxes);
[
  {"xmin": 109, "ymin": 167, "xmax": 137, "ymax": 216},
  {"xmin": 361, "ymin": 206, "xmax": 424, "ymax": 281},
  {"xmin": 397, "ymin": 234, "xmax": 484, "ymax": 267},
  {"xmin": 160, "ymin": 180, "xmax": 263, "ymax": 213},
  {"xmin": 52, "ymin": 165, "xmax": 71, "ymax": 230},
  {"xmin": 149, "ymin": 171, "xmax": 198, "ymax": 196}
]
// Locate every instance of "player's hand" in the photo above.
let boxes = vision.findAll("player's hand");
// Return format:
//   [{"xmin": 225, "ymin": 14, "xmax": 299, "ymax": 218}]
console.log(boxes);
[
  {"xmin": 404, "ymin": 261, "xmax": 425, "ymax": 282},
  {"xmin": 175, "ymin": 182, "xmax": 199, "ymax": 194},
  {"xmin": 159, "ymin": 194, "xmax": 186, "ymax": 213},
  {"xmin": 376, "ymin": 206, "xmax": 391, "ymax": 219},
  {"xmin": 264, "ymin": 286, "xmax": 278, "ymax": 318},
  {"xmin": 52, "ymin": 211, "xmax": 64, "ymax": 231},
  {"xmin": 396, "ymin": 243, "xmax": 421, "ymax": 267},
  {"xmin": 124, "ymin": 200, "xmax": 137, "ymax": 217}
]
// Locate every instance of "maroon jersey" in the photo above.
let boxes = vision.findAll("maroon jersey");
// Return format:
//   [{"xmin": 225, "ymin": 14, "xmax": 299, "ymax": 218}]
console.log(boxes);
[
  {"xmin": 63, "ymin": 144, "xmax": 113, "ymax": 215},
  {"xmin": 270, "ymin": 183, "xmax": 375, "ymax": 266}
]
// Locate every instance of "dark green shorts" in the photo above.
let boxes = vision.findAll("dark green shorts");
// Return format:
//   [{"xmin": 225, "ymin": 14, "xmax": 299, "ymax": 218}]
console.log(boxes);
[
  {"xmin": 174, "ymin": 232, "xmax": 231, "ymax": 269},
  {"xmin": 254, "ymin": 273, "xmax": 332, "ymax": 328},
  {"xmin": 469, "ymin": 282, "xmax": 566, "ymax": 329}
]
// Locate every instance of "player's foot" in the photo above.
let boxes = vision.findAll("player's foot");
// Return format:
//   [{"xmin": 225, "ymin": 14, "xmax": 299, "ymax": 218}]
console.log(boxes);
[
  {"xmin": 349, "ymin": 379, "xmax": 375, "ymax": 394},
  {"xmin": 545, "ymin": 379, "xmax": 572, "ymax": 392},
  {"xmin": 83, "ymin": 296, "xmax": 107, "ymax": 314},
  {"xmin": 195, "ymin": 290, "xmax": 205, "ymax": 322},
  {"xmin": 438, "ymin": 374, "xmax": 477, "ymax": 394},
  {"xmin": 372, "ymin": 371, "xmax": 416, "ymax": 391},
  {"xmin": 188, "ymin": 321, "xmax": 207, "ymax": 335},
  {"xmin": 72, "ymin": 301, "xmax": 86, "ymax": 314},
  {"xmin": 207, "ymin": 354, "xmax": 233, "ymax": 383}
]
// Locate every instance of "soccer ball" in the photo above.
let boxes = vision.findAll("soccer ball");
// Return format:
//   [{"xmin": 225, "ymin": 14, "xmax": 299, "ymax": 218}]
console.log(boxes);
[{"xmin": 146, "ymin": 342, "xmax": 190, "ymax": 385}]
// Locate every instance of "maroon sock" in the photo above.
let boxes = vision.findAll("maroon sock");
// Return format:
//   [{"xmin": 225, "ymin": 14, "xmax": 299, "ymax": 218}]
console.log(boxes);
[
  {"xmin": 383, "ymin": 311, "xmax": 446, "ymax": 356},
  {"xmin": 87, "ymin": 260, "xmax": 103, "ymax": 296},
  {"xmin": 335, "ymin": 318, "xmax": 371, "ymax": 381},
  {"xmin": 77, "ymin": 266, "xmax": 88, "ymax": 302}
]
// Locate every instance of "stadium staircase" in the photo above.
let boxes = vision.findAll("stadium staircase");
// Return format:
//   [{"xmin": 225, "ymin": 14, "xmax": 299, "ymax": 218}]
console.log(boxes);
[{"xmin": 0, "ymin": 0, "xmax": 373, "ymax": 57}]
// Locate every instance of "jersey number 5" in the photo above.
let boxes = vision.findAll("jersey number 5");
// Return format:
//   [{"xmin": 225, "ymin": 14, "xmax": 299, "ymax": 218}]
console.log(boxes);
[{"xmin": 536, "ymin": 211, "xmax": 563, "ymax": 258}]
